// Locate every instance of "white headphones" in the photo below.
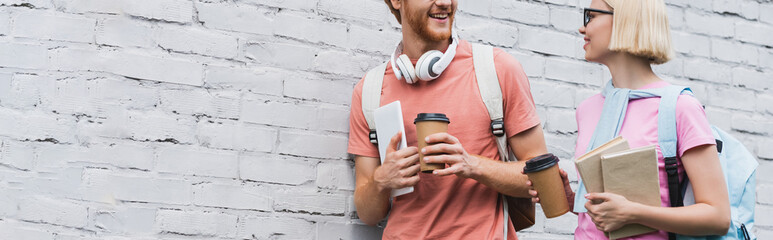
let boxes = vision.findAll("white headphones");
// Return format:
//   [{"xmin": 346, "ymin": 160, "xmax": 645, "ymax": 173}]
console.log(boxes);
[{"xmin": 390, "ymin": 31, "xmax": 459, "ymax": 84}]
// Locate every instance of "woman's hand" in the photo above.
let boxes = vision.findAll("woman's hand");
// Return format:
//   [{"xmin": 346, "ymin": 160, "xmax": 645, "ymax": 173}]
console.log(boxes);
[
  {"xmin": 526, "ymin": 168, "xmax": 575, "ymax": 210},
  {"xmin": 584, "ymin": 192, "xmax": 638, "ymax": 232}
]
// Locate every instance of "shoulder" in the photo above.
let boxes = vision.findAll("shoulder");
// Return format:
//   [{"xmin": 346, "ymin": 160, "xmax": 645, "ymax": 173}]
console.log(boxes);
[
  {"xmin": 578, "ymin": 93, "xmax": 604, "ymax": 111},
  {"xmin": 675, "ymin": 92, "xmax": 707, "ymax": 118}
]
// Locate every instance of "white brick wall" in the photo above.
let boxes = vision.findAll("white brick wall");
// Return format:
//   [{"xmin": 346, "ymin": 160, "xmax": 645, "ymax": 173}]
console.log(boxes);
[{"xmin": 0, "ymin": 0, "xmax": 770, "ymax": 239}]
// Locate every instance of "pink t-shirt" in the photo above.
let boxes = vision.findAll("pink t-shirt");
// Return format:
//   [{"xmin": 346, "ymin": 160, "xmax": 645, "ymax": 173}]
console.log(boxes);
[
  {"xmin": 348, "ymin": 40, "xmax": 541, "ymax": 239},
  {"xmin": 573, "ymin": 81, "xmax": 716, "ymax": 239}
]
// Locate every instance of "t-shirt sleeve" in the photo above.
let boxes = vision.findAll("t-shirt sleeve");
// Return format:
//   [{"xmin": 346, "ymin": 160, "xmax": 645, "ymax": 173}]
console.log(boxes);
[
  {"xmin": 493, "ymin": 49, "xmax": 541, "ymax": 138},
  {"xmin": 348, "ymin": 78, "xmax": 380, "ymax": 158},
  {"xmin": 675, "ymin": 94, "xmax": 716, "ymax": 157}
]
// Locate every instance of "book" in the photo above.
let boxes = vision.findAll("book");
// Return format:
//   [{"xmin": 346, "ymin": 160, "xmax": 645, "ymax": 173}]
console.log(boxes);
[
  {"xmin": 601, "ymin": 145, "xmax": 661, "ymax": 240},
  {"xmin": 574, "ymin": 136, "xmax": 630, "ymax": 197},
  {"xmin": 373, "ymin": 101, "xmax": 413, "ymax": 197}
]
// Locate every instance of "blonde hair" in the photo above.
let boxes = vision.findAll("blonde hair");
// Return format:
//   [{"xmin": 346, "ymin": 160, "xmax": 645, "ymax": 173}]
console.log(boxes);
[
  {"xmin": 602, "ymin": 0, "xmax": 673, "ymax": 64},
  {"xmin": 384, "ymin": 0, "xmax": 401, "ymax": 24}
]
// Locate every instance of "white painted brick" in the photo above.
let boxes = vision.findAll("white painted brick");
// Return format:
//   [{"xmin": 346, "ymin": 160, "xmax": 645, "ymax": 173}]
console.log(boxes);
[
  {"xmin": 762, "ymin": 49, "xmax": 773, "ymax": 69},
  {"xmin": 762, "ymin": 4, "xmax": 773, "ymax": 25},
  {"xmin": 0, "ymin": 188, "xmax": 19, "ymax": 217},
  {"xmin": 457, "ymin": 17, "xmax": 518, "ymax": 48},
  {"xmin": 12, "ymin": 10, "xmax": 95, "ymax": 43},
  {"xmin": 736, "ymin": 20, "xmax": 773, "ymax": 47},
  {"xmin": 52, "ymin": 0, "xmax": 123, "ymax": 14},
  {"xmin": 193, "ymin": 182, "xmax": 271, "ymax": 211},
  {"xmin": 81, "ymin": 169, "xmax": 192, "ymax": 204},
  {"xmin": 90, "ymin": 142, "xmax": 155, "ymax": 170},
  {"xmin": 545, "ymin": 0, "xmax": 579, "ymax": 7},
  {"xmin": 685, "ymin": 10, "xmax": 734, "ymax": 37},
  {"xmin": 159, "ymin": 89, "xmax": 239, "ymax": 119},
  {"xmin": 705, "ymin": 106, "xmax": 733, "ymax": 131},
  {"xmin": 687, "ymin": 0, "xmax": 713, "ymax": 12},
  {"xmin": 492, "ymin": 0, "xmax": 550, "ymax": 26},
  {"xmin": 653, "ymin": 58, "xmax": 684, "ymax": 78},
  {"xmin": 542, "ymin": 206, "xmax": 577, "ymax": 234},
  {"xmin": 273, "ymin": 187, "xmax": 347, "ymax": 215},
  {"xmin": 0, "ymin": 42, "xmax": 47, "ymax": 69},
  {"xmin": 667, "ymin": 6, "xmax": 685, "ymax": 30},
  {"xmin": 733, "ymin": 67, "xmax": 771, "ymax": 91},
  {"xmin": 0, "ymin": 73, "xmax": 48, "ymax": 109},
  {"xmin": 204, "ymin": 65, "xmax": 283, "ymax": 96},
  {"xmin": 519, "ymin": 27, "xmax": 580, "ymax": 58},
  {"xmin": 241, "ymin": 99, "xmax": 317, "ymax": 129},
  {"xmin": 122, "ymin": 0, "xmax": 193, "ymax": 23},
  {"xmin": 96, "ymin": 17, "xmax": 154, "ymax": 48},
  {"xmin": 550, "ymin": 7, "xmax": 583, "ymax": 33},
  {"xmin": 155, "ymin": 210, "xmax": 237, "ymax": 237},
  {"xmin": 684, "ymin": 58, "xmax": 732, "ymax": 84},
  {"xmin": 245, "ymin": 0, "xmax": 317, "ymax": 11},
  {"xmin": 87, "ymin": 77, "xmax": 159, "ymax": 110},
  {"xmin": 732, "ymin": 115, "xmax": 773, "ymax": 135},
  {"xmin": 197, "ymin": 120, "xmax": 276, "ymax": 152},
  {"xmin": 739, "ymin": 0, "xmax": 760, "ymax": 20},
  {"xmin": 156, "ymin": 145, "xmax": 239, "ymax": 178},
  {"xmin": 102, "ymin": 51, "xmax": 204, "ymax": 86},
  {"xmin": 315, "ymin": 104, "xmax": 350, "ymax": 133},
  {"xmin": 245, "ymin": 42, "xmax": 318, "ymax": 70},
  {"xmin": 155, "ymin": 24, "xmax": 238, "ymax": 59},
  {"xmin": 545, "ymin": 133, "xmax": 578, "ymax": 162},
  {"xmin": 757, "ymin": 229, "xmax": 773, "ymax": 240},
  {"xmin": 274, "ymin": 12, "xmax": 348, "ymax": 47},
  {"xmin": 239, "ymin": 153, "xmax": 315, "ymax": 185},
  {"xmin": 196, "ymin": 2, "xmax": 273, "ymax": 35},
  {"xmin": 544, "ymin": 57, "xmax": 604, "ymax": 86},
  {"xmin": 0, "ymin": 140, "xmax": 33, "ymax": 170},
  {"xmin": 317, "ymin": 222, "xmax": 384, "ymax": 240},
  {"xmin": 458, "ymin": 0, "xmax": 491, "ymax": 16},
  {"xmin": 127, "ymin": 110, "xmax": 196, "ymax": 143},
  {"xmin": 93, "ymin": 207, "xmax": 156, "ymax": 234},
  {"xmin": 759, "ymin": 183, "xmax": 773, "ymax": 204},
  {"xmin": 761, "ymin": 139, "xmax": 773, "ymax": 159},
  {"xmin": 18, "ymin": 197, "xmax": 87, "ymax": 228},
  {"xmin": 278, "ymin": 130, "xmax": 348, "ymax": 159},
  {"xmin": 508, "ymin": 51, "xmax": 545, "ymax": 78},
  {"xmin": 49, "ymin": 47, "xmax": 101, "ymax": 72},
  {"xmin": 707, "ymin": 87, "xmax": 756, "ymax": 112},
  {"xmin": 756, "ymin": 205, "xmax": 773, "ymax": 227},
  {"xmin": 317, "ymin": 161, "xmax": 355, "ymax": 191},
  {"xmin": 672, "ymin": 31, "xmax": 710, "ymax": 57},
  {"xmin": 313, "ymin": 50, "xmax": 377, "ymax": 77},
  {"xmin": 756, "ymin": 160, "xmax": 773, "ymax": 183},
  {"xmin": 239, "ymin": 217, "xmax": 314, "ymax": 239},
  {"xmin": 713, "ymin": 0, "xmax": 742, "ymax": 16},
  {"xmin": 0, "ymin": 220, "xmax": 54, "ymax": 240},
  {"xmin": 759, "ymin": 94, "xmax": 773, "ymax": 115},
  {"xmin": 712, "ymin": 39, "xmax": 758, "ymax": 65},
  {"xmin": 531, "ymin": 81, "xmax": 575, "ymax": 108},
  {"xmin": 546, "ymin": 108, "xmax": 577, "ymax": 134},
  {"xmin": 284, "ymin": 76, "xmax": 354, "ymax": 105},
  {"xmin": 0, "ymin": 9, "xmax": 10, "ymax": 35},
  {"xmin": 348, "ymin": 24, "xmax": 398, "ymax": 54}
]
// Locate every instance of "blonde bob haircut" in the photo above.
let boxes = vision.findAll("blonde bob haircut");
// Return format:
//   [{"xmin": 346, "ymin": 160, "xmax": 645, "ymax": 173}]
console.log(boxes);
[
  {"xmin": 384, "ymin": 0, "xmax": 402, "ymax": 24},
  {"xmin": 602, "ymin": 0, "xmax": 673, "ymax": 64}
]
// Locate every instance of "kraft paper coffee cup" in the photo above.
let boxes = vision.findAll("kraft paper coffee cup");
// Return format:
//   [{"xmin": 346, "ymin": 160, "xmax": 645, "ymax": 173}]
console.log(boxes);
[
  {"xmin": 414, "ymin": 113, "xmax": 450, "ymax": 173},
  {"xmin": 523, "ymin": 153, "xmax": 569, "ymax": 218}
]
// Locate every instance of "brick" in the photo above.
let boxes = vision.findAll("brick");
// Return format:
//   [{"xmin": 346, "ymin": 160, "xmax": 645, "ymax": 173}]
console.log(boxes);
[
  {"xmin": 197, "ymin": 2, "xmax": 273, "ymax": 35},
  {"xmin": 204, "ymin": 65, "xmax": 283, "ymax": 96},
  {"xmin": 274, "ymin": 12, "xmax": 348, "ymax": 47},
  {"xmin": 456, "ymin": 17, "xmax": 518, "ymax": 48},
  {"xmin": 315, "ymin": 104, "xmax": 350, "ymax": 133},
  {"xmin": 756, "ymin": 205, "xmax": 773, "ymax": 227},
  {"xmin": 348, "ymin": 24, "xmax": 399, "ymax": 54},
  {"xmin": 317, "ymin": 161, "xmax": 355, "ymax": 191},
  {"xmin": 155, "ymin": 210, "xmax": 237, "ymax": 237},
  {"xmin": 102, "ymin": 51, "xmax": 204, "ymax": 86},
  {"xmin": 245, "ymin": 42, "xmax": 318, "ymax": 70},
  {"xmin": 684, "ymin": 10, "xmax": 734, "ymax": 38},
  {"xmin": 52, "ymin": 0, "xmax": 123, "ymax": 14},
  {"xmin": 273, "ymin": 187, "xmax": 347, "ymax": 215},
  {"xmin": 0, "ymin": 188, "xmax": 19, "ymax": 217},
  {"xmin": 0, "ymin": 220, "xmax": 54, "ymax": 240},
  {"xmin": 12, "ymin": 10, "xmax": 95, "ymax": 43},
  {"xmin": 732, "ymin": 115, "xmax": 773, "ymax": 135},
  {"xmin": 759, "ymin": 94, "xmax": 773, "ymax": 115},
  {"xmin": 707, "ymin": 87, "xmax": 755, "ymax": 112},
  {"xmin": 81, "ymin": 169, "xmax": 192, "ymax": 204},
  {"xmin": 239, "ymin": 153, "xmax": 316, "ymax": 185},
  {"xmin": 0, "ymin": 110, "xmax": 77, "ymax": 144},
  {"xmin": 0, "ymin": 73, "xmax": 49, "ymax": 110},
  {"xmin": 667, "ymin": 6, "xmax": 685, "ymax": 30},
  {"xmin": 0, "ymin": 42, "xmax": 47, "ymax": 69},
  {"xmin": 86, "ymin": 77, "xmax": 159, "ymax": 110},
  {"xmin": 318, "ymin": 0, "xmax": 390, "ymax": 22},
  {"xmin": 544, "ymin": 130, "xmax": 578, "ymax": 161},
  {"xmin": 96, "ymin": 17, "xmax": 154, "ymax": 48},
  {"xmin": 278, "ymin": 131, "xmax": 349, "ymax": 159},
  {"xmin": 156, "ymin": 145, "xmax": 239, "ymax": 178},
  {"xmin": 90, "ymin": 142, "xmax": 155, "ymax": 170},
  {"xmin": 284, "ymin": 75, "xmax": 354, "ymax": 105},
  {"xmin": 550, "ymin": 6, "xmax": 583, "ymax": 33},
  {"xmin": 159, "ymin": 89, "xmax": 239, "ymax": 119},
  {"xmin": 530, "ymin": 80, "xmax": 575, "ymax": 108},
  {"xmin": 18, "ymin": 197, "xmax": 87, "ymax": 228},
  {"xmin": 49, "ymin": 47, "xmax": 101, "ymax": 72},
  {"xmin": 733, "ymin": 67, "xmax": 771, "ymax": 91},
  {"xmin": 736, "ymin": 21, "xmax": 773, "ymax": 47},
  {"xmin": 317, "ymin": 222, "xmax": 384, "ymax": 240},
  {"xmin": 762, "ymin": 49, "xmax": 773, "ymax": 69},
  {"xmin": 712, "ymin": 39, "xmax": 758, "ymax": 65},
  {"xmin": 760, "ymin": 139, "xmax": 773, "ymax": 159},
  {"xmin": 756, "ymin": 160, "xmax": 773, "ymax": 183},
  {"xmin": 154, "ymin": 24, "xmax": 238, "ymax": 59},
  {"xmin": 244, "ymin": 0, "xmax": 317, "ymax": 11},
  {"xmin": 684, "ymin": 58, "xmax": 732, "ymax": 84},
  {"xmin": 197, "ymin": 120, "xmax": 276, "ymax": 152},
  {"xmin": 739, "ymin": 0, "xmax": 760, "ymax": 20},
  {"xmin": 0, "ymin": 9, "xmax": 10, "ymax": 35},
  {"xmin": 507, "ymin": 50, "xmax": 545, "ymax": 78},
  {"xmin": 193, "ymin": 182, "xmax": 271, "ymax": 211},
  {"xmin": 313, "ymin": 50, "xmax": 377, "ymax": 77},
  {"xmin": 492, "ymin": 0, "xmax": 550, "ymax": 26},
  {"xmin": 653, "ymin": 58, "xmax": 684, "ymax": 78},
  {"xmin": 122, "ymin": 0, "xmax": 193, "ymax": 23},
  {"xmin": 759, "ymin": 183, "xmax": 773, "ymax": 204},
  {"xmin": 545, "ymin": 0, "xmax": 579, "ymax": 7},
  {"xmin": 241, "ymin": 99, "xmax": 317, "ymax": 129},
  {"xmin": 519, "ymin": 27, "xmax": 579, "ymax": 58},
  {"xmin": 672, "ymin": 31, "xmax": 710, "ymax": 58},
  {"xmin": 704, "ymin": 106, "xmax": 733, "ymax": 131},
  {"xmin": 762, "ymin": 4, "xmax": 773, "ymax": 24},
  {"xmin": 542, "ymin": 205, "xmax": 576, "ymax": 234},
  {"xmin": 544, "ymin": 57, "xmax": 604, "ymax": 86},
  {"xmin": 713, "ymin": 0, "xmax": 743, "ymax": 16},
  {"xmin": 239, "ymin": 217, "xmax": 314, "ymax": 239},
  {"xmin": 126, "ymin": 110, "xmax": 197, "ymax": 143},
  {"xmin": 458, "ymin": 0, "xmax": 491, "ymax": 16},
  {"xmin": 93, "ymin": 207, "xmax": 156, "ymax": 234},
  {"xmin": 546, "ymin": 108, "xmax": 576, "ymax": 134}
]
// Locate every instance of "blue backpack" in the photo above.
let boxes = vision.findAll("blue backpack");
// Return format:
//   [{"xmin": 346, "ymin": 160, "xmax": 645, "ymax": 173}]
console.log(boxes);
[{"xmin": 654, "ymin": 85, "xmax": 757, "ymax": 240}]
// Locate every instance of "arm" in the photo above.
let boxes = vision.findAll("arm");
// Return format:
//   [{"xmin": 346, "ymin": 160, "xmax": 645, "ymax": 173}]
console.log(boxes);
[
  {"xmin": 584, "ymin": 144, "xmax": 730, "ymax": 235},
  {"xmin": 353, "ymin": 132, "xmax": 421, "ymax": 226},
  {"xmin": 422, "ymin": 124, "xmax": 547, "ymax": 198}
]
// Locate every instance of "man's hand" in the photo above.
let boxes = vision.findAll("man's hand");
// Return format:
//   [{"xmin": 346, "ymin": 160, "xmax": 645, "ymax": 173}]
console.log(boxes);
[
  {"xmin": 373, "ymin": 132, "xmax": 421, "ymax": 191},
  {"xmin": 421, "ymin": 132, "xmax": 481, "ymax": 178}
]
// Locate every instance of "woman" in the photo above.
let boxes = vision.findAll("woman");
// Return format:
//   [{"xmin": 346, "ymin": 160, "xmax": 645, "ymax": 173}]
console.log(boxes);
[{"xmin": 529, "ymin": 0, "xmax": 731, "ymax": 238}]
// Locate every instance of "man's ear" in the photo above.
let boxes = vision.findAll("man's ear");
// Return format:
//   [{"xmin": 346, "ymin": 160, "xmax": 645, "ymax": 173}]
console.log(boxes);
[{"xmin": 390, "ymin": 0, "xmax": 402, "ymax": 10}]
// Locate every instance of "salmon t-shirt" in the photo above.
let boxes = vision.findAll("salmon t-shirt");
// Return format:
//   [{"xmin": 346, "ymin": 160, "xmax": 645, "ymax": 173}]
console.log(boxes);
[
  {"xmin": 348, "ymin": 40, "xmax": 540, "ymax": 240},
  {"xmin": 573, "ymin": 81, "xmax": 716, "ymax": 239}
]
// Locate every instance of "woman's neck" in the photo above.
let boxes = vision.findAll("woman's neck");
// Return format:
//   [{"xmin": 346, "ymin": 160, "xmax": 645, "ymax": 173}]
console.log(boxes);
[{"xmin": 603, "ymin": 53, "xmax": 661, "ymax": 89}]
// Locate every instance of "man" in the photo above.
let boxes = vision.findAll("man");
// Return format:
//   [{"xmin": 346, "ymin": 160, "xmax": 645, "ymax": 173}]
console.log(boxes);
[{"xmin": 347, "ymin": 0, "xmax": 548, "ymax": 239}]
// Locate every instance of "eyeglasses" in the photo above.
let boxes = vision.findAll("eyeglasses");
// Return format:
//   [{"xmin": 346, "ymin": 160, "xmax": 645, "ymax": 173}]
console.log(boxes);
[{"xmin": 584, "ymin": 8, "xmax": 614, "ymax": 27}]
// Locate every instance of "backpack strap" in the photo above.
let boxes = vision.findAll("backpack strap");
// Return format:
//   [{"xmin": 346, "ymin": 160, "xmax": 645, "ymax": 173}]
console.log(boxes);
[
  {"xmin": 472, "ymin": 43, "xmax": 512, "ymax": 238},
  {"xmin": 362, "ymin": 62, "xmax": 388, "ymax": 144}
]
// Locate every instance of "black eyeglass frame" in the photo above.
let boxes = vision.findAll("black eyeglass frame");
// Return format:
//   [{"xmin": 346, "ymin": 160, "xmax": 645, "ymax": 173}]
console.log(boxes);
[{"xmin": 584, "ymin": 8, "xmax": 614, "ymax": 27}]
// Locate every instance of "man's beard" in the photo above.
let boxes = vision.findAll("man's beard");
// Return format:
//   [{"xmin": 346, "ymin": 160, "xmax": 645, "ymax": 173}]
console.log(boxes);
[{"xmin": 405, "ymin": 7, "xmax": 453, "ymax": 42}]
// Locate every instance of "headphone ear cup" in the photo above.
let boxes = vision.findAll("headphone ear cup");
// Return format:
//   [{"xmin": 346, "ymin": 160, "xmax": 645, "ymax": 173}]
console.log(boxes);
[
  {"xmin": 397, "ymin": 54, "xmax": 418, "ymax": 84},
  {"xmin": 415, "ymin": 50, "xmax": 443, "ymax": 81}
]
